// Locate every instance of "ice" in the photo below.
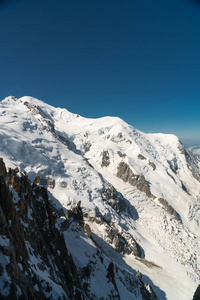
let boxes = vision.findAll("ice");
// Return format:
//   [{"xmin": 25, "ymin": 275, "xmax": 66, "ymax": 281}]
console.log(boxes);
[{"xmin": 0, "ymin": 95, "xmax": 200, "ymax": 299}]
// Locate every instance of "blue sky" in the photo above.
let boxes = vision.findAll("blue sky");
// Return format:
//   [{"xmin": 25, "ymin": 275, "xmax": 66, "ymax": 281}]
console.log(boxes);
[{"xmin": 0, "ymin": 0, "xmax": 200, "ymax": 145}]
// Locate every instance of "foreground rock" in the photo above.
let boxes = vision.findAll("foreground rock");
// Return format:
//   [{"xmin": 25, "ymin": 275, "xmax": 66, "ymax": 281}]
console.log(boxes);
[{"xmin": 0, "ymin": 161, "xmax": 82, "ymax": 299}]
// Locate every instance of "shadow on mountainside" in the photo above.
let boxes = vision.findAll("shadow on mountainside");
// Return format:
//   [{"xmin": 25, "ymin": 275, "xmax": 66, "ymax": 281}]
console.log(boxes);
[
  {"xmin": 92, "ymin": 232, "xmax": 167, "ymax": 300},
  {"xmin": 47, "ymin": 187, "xmax": 166, "ymax": 299}
]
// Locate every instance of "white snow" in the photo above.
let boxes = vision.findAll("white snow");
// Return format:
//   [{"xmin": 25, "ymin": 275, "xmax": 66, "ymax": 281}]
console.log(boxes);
[{"xmin": 0, "ymin": 95, "xmax": 200, "ymax": 299}]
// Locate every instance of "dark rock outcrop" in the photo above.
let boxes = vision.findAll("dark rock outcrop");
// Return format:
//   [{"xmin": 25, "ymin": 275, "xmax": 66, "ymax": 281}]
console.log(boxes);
[
  {"xmin": 101, "ymin": 150, "xmax": 110, "ymax": 167},
  {"xmin": 0, "ymin": 159, "xmax": 159, "ymax": 300},
  {"xmin": 117, "ymin": 151, "xmax": 126, "ymax": 158},
  {"xmin": 84, "ymin": 223, "xmax": 92, "ymax": 238},
  {"xmin": 167, "ymin": 158, "xmax": 178, "ymax": 174},
  {"xmin": 0, "ymin": 160, "xmax": 83, "ymax": 299},
  {"xmin": 117, "ymin": 162, "xmax": 155, "ymax": 199},
  {"xmin": 33, "ymin": 175, "xmax": 42, "ymax": 185},
  {"xmin": 103, "ymin": 187, "xmax": 127, "ymax": 214},
  {"xmin": 106, "ymin": 262, "xmax": 120, "ymax": 299},
  {"xmin": 0, "ymin": 157, "xmax": 6, "ymax": 177},
  {"xmin": 88, "ymin": 214, "xmax": 142, "ymax": 257},
  {"xmin": 149, "ymin": 161, "xmax": 156, "ymax": 170},
  {"xmin": 66, "ymin": 201, "xmax": 83, "ymax": 221},
  {"xmin": 193, "ymin": 285, "xmax": 200, "ymax": 300},
  {"xmin": 11, "ymin": 173, "xmax": 21, "ymax": 193},
  {"xmin": 178, "ymin": 143, "xmax": 200, "ymax": 182},
  {"xmin": 138, "ymin": 154, "xmax": 147, "ymax": 160},
  {"xmin": 103, "ymin": 185, "xmax": 139, "ymax": 221},
  {"xmin": 45, "ymin": 175, "xmax": 55, "ymax": 188},
  {"xmin": 84, "ymin": 142, "xmax": 91, "ymax": 153},
  {"xmin": 158, "ymin": 198, "xmax": 181, "ymax": 222}
]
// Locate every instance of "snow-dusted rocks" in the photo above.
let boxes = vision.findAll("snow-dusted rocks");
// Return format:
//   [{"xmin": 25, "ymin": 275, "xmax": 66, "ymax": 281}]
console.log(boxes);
[
  {"xmin": 116, "ymin": 161, "xmax": 155, "ymax": 199},
  {"xmin": 0, "ymin": 160, "xmax": 158, "ymax": 299},
  {"xmin": 0, "ymin": 96, "xmax": 200, "ymax": 299}
]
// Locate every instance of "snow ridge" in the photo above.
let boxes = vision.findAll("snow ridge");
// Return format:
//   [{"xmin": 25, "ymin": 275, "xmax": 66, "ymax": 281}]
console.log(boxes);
[{"xmin": 0, "ymin": 96, "xmax": 200, "ymax": 300}]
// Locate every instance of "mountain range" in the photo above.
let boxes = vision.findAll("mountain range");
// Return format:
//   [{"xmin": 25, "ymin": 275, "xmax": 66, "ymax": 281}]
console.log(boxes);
[{"xmin": 0, "ymin": 96, "xmax": 200, "ymax": 300}]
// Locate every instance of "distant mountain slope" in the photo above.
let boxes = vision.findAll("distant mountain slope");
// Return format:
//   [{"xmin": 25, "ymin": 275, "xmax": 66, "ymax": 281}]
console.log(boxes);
[
  {"xmin": 189, "ymin": 145, "xmax": 200, "ymax": 158},
  {"xmin": 0, "ymin": 96, "xmax": 200, "ymax": 299}
]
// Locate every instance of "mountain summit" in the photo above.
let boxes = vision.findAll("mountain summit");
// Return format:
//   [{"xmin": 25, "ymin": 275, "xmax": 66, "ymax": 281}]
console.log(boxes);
[{"xmin": 0, "ymin": 96, "xmax": 200, "ymax": 299}]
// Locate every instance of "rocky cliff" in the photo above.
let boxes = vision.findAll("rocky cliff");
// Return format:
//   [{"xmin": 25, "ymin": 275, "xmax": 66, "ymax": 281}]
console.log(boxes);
[
  {"xmin": 0, "ymin": 159, "xmax": 82, "ymax": 299},
  {"xmin": 0, "ymin": 158, "xmax": 158, "ymax": 299}
]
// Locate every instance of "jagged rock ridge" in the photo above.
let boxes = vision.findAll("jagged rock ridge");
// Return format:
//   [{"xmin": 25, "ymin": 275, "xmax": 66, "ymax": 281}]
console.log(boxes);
[{"xmin": 0, "ymin": 159, "xmax": 158, "ymax": 299}]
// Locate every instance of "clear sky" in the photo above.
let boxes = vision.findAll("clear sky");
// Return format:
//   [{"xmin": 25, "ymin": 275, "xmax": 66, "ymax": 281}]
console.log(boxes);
[{"xmin": 0, "ymin": 0, "xmax": 200, "ymax": 145}]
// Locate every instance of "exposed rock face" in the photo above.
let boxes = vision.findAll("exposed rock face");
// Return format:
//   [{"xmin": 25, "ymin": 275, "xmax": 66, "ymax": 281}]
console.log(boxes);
[
  {"xmin": 167, "ymin": 158, "xmax": 178, "ymax": 174},
  {"xmin": 45, "ymin": 175, "xmax": 55, "ymax": 188},
  {"xmin": 84, "ymin": 142, "xmax": 91, "ymax": 153},
  {"xmin": 0, "ymin": 157, "xmax": 6, "ymax": 177},
  {"xmin": 34, "ymin": 175, "xmax": 42, "ymax": 185},
  {"xmin": 178, "ymin": 143, "xmax": 200, "ymax": 182},
  {"xmin": 0, "ymin": 158, "xmax": 159, "ymax": 300},
  {"xmin": 137, "ymin": 155, "xmax": 156, "ymax": 171},
  {"xmin": 138, "ymin": 154, "xmax": 147, "ymax": 160},
  {"xmin": 24, "ymin": 101, "xmax": 80, "ymax": 152},
  {"xmin": 66, "ymin": 201, "xmax": 83, "ymax": 221},
  {"xmin": 84, "ymin": 223, "xmax": 92, "ymax": 238},
  {"xmin": 89, "ymin": 214, "xmax": 142, "ymax": 257},
  {"xmin": 11, "ymin": 173, "xmax": 21, "ymax": 193},
  {"xmin": 117, "ymin": 162, "xmax": 155, "ymax": 199},
  {"xmin": 193, "ymin": 285, "xmax": 200, "ymax": 300},
  {"xmin": 105, "ymin": 225, "xmax": 132, "ymax": 255},
  {"xmin": 158, "ymin": 198, "xmax": 181, "ymax": 222},
  {"xmin": 106, "ymin": 262, "xmax": 120, "ymax": 299},
  {"xmin": 101, "ymin": 150, "xmax": 110, "ymax": 167},
  {"xmin": 114, "ymin": 266, "xmax": 158, "ymax": 300},
  {"xmin": 117, "ymin": 151, "xmax": 126, "ymax": 158},
  {"xmin": 24, "ymin": 101, "xmax": 55, "ymax": 133},
  {"xmin": 103, "ymin": 186, "xmax": 127, "ymax": 214},
  {"xmin": 144, "ymin": 283, "xmax": 158, "ymax": 300},
  {"xmin": 149, "ymin": 161, "xmax": 156, "ymax": 170},
  {"xmin": 72, "ymin": 200, "xmax": 83, "ymax": 221},
  {"xmin": 0, "ymin": 161, "xmax": 82, "ymax": 299}
]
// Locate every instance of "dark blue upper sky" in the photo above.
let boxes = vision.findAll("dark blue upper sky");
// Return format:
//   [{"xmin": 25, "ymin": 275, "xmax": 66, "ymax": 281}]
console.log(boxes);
[{"xmin": 0, "ymin": 0, "xmax": 200, "ymax": 144}]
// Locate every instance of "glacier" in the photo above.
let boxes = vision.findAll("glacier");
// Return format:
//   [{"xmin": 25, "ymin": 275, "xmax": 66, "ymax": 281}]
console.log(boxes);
[{"xmin": 0, "ymin": 95, "xmax": 200, "ymax": 299}]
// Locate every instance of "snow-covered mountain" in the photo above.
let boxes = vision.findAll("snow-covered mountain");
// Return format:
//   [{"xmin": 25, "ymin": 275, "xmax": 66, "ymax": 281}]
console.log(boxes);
[{"xmin": 0, "ymin": 96, "xmax": 200, "ymax": 300}]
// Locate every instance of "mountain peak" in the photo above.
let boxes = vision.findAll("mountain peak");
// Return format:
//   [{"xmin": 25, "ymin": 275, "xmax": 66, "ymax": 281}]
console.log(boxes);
[{"xmin": 0, "ymin": 95, "xmax": 200, "ymax": 299}]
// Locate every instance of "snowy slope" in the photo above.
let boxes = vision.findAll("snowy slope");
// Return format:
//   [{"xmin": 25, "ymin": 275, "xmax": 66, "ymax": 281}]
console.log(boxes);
[{"xmin": 0, "ymin": 96, "xmax": 200, "ymax": 299}]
